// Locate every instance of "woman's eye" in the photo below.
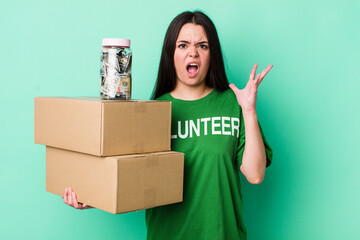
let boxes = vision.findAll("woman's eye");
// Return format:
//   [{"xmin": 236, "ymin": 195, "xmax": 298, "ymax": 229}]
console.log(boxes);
[
  {"xmin": 178, "ymin": 44, "xmax": 186, "ymax": 48},
  {"xmin": 199, "ymin": 44, "xmax": 208, "ymax": 49}
]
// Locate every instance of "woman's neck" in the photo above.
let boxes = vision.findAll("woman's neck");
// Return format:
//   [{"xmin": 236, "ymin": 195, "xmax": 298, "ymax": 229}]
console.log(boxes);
[{"xmin": 170, "ymin": 84, "xmax": 214, "ymax": 100}]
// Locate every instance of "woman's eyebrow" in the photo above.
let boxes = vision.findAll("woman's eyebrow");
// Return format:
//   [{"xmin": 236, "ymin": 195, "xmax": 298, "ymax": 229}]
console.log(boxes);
[{"xmin": 177, "ymin": 40, "xmax": 209, "ymax": 44}]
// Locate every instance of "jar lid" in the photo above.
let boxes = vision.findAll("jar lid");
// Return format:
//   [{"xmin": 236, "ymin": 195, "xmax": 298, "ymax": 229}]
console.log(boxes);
[{"xmin": 102, "ymin": 38, "xmax": 130, "ymax": 47}]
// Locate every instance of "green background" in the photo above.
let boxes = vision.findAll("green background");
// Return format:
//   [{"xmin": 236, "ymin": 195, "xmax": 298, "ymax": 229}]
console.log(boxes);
[{"xmin": 1, "ymin": 0, "xmax": 359, "ymax": 239}]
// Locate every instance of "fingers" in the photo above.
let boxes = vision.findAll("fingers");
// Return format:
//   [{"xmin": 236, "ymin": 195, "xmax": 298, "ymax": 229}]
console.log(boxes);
[
  {"xmin": 72, "ymin": 192, "xmax": 79, "ymax": 209},
  {"xmin": 254, "ymin": 74, "xmax": 261, "ymax": 85},
  {"xmin": 249, "ymin": 63, "xmax": 258, "ymax": 80},
  {"xmin": 63, "ymin": 188, "xmax": 68, "ymax": 204},
  {"xmin": 249, "ymin": 63, "xmax": 273, "ymax": 83},
  {"xmin": 63, "ymin": 188, "xmax": 71, "ymax": 205},
  {"xmin": 63, "ymin": 187, "xmax": 85, "ymax": 209},
  {"xmin": 68, "ymin": 188, "xmax": 73, "ymax": 205},
  {"xmin": 259, "ymin": 64, "xmax": 273, "ymax": 84}
]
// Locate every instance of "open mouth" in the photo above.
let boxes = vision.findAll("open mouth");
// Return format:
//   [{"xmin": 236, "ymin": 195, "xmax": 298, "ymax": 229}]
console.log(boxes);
[{"xmin": 186, "ymin": 63, "xmax": 199, "ymax": 77}]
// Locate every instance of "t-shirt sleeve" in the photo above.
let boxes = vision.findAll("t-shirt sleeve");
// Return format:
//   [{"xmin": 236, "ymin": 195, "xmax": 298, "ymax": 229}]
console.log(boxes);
[{"xmin": 235, "ymin": 111, "xmax": 273, "ymax": 170}]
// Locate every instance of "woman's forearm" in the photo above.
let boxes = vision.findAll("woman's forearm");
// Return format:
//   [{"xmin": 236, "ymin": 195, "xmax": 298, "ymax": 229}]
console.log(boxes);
[{"xmin": 240, "ymin": 109, "xmax": 267, "ymax": 184}]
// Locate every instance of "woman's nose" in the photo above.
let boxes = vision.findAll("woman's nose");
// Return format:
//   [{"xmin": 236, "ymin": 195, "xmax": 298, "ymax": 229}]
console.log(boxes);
[{"xmin": 189, "ymin": 46, "xmax": 199, "ymax": 58}]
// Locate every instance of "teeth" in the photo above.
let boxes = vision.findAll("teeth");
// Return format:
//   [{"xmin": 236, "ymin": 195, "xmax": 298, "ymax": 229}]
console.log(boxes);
[{"xmin": 189, "ymin": 63, "xmax": 198, "ymax": 67}]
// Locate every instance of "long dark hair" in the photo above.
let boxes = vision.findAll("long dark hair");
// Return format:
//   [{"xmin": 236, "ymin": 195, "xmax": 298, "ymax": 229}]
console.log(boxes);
[{"xmin": 151, "ymin": 11, "xmax": 229, "ymax": 100}]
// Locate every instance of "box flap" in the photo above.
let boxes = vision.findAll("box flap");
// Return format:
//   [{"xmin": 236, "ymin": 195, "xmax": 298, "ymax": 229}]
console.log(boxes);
[
  {"xmin": 115, "ymin": 151, "xmax": 184, "ymax": 213},
  {"xmin": 101, "ymin": 101, "xmax": 171, "ymax": 156},
  {"xmin": 35, "ymin": 97, "xmax": 102, "ymax": 155}
]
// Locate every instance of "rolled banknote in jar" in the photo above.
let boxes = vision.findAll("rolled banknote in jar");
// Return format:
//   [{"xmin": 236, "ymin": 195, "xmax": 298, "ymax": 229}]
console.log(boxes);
[{"xmin": 100, "ymin": 38, "xmax": 132, "ymax": 100}]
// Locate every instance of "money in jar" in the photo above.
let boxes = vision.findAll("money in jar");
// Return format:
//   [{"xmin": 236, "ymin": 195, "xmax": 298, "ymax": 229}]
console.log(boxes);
[{"xmin": 100, "ymin": 38, "xmax": 132, "ymax": 100}]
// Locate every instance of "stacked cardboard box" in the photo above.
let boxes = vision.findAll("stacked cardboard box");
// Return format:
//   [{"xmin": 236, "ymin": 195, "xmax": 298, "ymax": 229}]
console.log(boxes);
[{"xmin": 34, "ymin": 97, "xmax": 184, "ymax": 214}]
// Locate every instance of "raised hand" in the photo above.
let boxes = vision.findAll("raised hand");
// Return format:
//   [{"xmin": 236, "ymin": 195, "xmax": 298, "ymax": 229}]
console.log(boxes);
[{"xmin": 229, "ymin": 63, "xmax": 273, "ymax": 112}]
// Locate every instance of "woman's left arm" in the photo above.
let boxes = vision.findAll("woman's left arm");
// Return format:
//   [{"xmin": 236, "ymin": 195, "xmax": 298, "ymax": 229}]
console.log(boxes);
[{"xmin": 229, "ymin": 63, "xmax": 273, "ymax": 184}]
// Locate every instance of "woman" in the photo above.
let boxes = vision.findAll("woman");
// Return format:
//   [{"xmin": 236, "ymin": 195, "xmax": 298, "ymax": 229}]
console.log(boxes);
[{"xmin": 64, "ymin": 11, "xmax": 273, "ymax": 240}]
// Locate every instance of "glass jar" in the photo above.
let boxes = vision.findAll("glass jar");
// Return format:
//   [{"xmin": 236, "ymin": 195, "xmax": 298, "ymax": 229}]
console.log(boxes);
[{"xmin": 100, "ymin": 38, "xmax": 132, "ymax": 100}]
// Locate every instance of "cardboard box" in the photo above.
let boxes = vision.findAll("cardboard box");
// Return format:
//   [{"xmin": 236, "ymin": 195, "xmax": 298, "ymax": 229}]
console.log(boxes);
[
  {"xmin": 46, "ymin": 146, "xmax": 184, "ymax": 214},
  {"xmin": 35, "ymin": 97, "xmax": 171, "ymax": 156}
]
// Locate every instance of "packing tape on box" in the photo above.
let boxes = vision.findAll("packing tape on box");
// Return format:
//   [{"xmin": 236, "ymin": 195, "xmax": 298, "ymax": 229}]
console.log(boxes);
[
  {"xmin": 144, "ymin": 187, "xmax": 157, "ymax": 208},
  {"xmin": 134, "ymin": 102, "xmax": 147, "ymax": 113},
  {"xmin": 146, "ymin": 155, "xmax": 159, "ymax": 168}
]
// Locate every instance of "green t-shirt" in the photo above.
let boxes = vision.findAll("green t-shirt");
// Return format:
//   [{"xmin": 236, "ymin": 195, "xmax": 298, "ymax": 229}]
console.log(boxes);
[{"xmin": 145, "ymin": 89, "xmax": 273, "ymax": 240}]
